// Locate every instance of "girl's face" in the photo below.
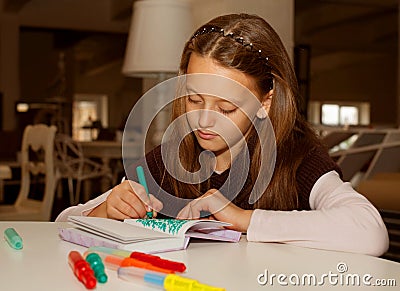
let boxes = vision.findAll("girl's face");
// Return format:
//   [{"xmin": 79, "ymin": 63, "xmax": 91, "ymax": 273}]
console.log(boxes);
[{"xmin": 185, "ymin": 53, "xmax": 266, "ymax": 154}]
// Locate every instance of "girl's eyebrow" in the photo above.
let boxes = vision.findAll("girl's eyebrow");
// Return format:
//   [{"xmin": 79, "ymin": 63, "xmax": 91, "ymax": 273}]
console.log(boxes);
[
  {"xmin": 185, "ymin": 84, "xmax": 242, "ymax": 105},
  {"xmin": 185, "ymin": 85, "xmax": 199, "ymax": 94}
]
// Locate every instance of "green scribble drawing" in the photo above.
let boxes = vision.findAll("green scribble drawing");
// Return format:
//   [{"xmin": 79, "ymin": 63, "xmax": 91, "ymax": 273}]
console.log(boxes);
[{"xmin": 136, "ymin": 219, "xmax": 189, "ymax": 235}]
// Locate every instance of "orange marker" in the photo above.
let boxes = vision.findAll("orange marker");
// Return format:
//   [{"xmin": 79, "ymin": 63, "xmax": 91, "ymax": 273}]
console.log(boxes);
[
  {"xmin": 102, "ymin": 253, "xmax": 124, "ymax": 270},
  {"xmin": 90, "ymin": 251, "xmax": 173, "ymax": 274}
]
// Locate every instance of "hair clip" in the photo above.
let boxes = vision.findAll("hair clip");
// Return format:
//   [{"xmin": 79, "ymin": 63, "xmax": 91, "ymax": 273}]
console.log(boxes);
[
  {"xmin": 191, "ymin": 24, "xmax": 273, "ymax": 90},
  {"xmin": 191, "ymin": 25, "xmax": 272, "ymax": 67}
]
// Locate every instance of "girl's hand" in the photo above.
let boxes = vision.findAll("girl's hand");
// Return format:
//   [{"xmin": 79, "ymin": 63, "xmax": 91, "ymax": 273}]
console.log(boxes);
[
  {"xmin": 89, "ymin": 180, "xmax": 163, "ymax": 220},
  {"xmin": 176, "ymin": 189, "xmax": 253, "ymax": 232}
]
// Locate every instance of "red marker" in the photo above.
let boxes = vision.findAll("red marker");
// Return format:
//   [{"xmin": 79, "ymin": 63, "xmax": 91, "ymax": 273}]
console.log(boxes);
[
  {"xmin": 130, "ymin": 252, "xmax": 186, "ymax": 273},
  {"xmin": 95, "ymin": 252, "xmax": 174, "ymax": 274},
  {"xmin": 68, "ymin": 251, "xmax": 97, "ymax": 289}
]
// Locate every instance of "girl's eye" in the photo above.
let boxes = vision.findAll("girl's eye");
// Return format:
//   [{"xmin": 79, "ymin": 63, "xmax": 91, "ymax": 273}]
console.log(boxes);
[
  {"xmin": 219, "ymin": 107, "xmax": 237, "ymax": 115},
  {"xmin": 187, "ymin": 96, "xmax": 202, "ymax": 104}
]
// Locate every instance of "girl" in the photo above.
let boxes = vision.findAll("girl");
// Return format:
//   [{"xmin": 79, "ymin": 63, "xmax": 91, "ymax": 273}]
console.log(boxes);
[{"xmin": 56, "ymin": 13, "xmax": 388, "ymax": 256}]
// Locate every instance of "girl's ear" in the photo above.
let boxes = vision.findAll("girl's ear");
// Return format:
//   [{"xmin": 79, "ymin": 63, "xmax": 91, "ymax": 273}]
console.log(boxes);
[{"xmin": 256, "ymin": 90, "xmax": 273, "ymax": 119}]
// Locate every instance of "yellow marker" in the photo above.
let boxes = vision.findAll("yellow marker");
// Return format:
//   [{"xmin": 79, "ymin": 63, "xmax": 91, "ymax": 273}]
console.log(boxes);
[{"xmin": 164, "ymin": 274, "xmax": 226, "ymax": 291}]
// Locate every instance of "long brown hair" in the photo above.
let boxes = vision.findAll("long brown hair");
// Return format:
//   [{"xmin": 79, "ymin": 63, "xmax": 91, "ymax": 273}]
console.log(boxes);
[{"xmin": 165, "ymin": 13, "xmax": 321, "ymax": 210}]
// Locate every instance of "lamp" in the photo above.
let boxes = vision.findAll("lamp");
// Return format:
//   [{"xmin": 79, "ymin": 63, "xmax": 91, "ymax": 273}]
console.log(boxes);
[
  {"xmin": 122, "ymin": 0, "xmax": 193, "ymax": 78},
  {"xmin": 122, "ymin": 0, "xmax": 193, "ymax": 145}
]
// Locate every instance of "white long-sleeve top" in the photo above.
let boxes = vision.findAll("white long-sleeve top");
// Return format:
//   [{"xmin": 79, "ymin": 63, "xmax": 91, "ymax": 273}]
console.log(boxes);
[{"xmin": 55, "ymin": 170, "xmax": 389, "ymax": 256}]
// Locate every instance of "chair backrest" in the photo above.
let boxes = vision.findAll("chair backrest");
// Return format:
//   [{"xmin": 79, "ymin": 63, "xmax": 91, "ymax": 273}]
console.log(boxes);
[
  {"xmin": 16, "ymin": 124, "xmax": 57, "ymax": 220},
  {"xmin": 54, "ymin": 133, "xmax": 85, "ymax": 177}
]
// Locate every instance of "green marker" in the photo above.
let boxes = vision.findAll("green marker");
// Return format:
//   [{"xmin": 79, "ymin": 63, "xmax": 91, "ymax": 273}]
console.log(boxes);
[
  {"xmin": 86, "ymin": 253, "xmax": 108, "ymax": 283},
  {"xmin": 136, "ymin": 166, "xmax": 153, "ymax": 219},
  {"xmin": 4, "ymin": 227, "xmax": 23, "ymax": 250}
]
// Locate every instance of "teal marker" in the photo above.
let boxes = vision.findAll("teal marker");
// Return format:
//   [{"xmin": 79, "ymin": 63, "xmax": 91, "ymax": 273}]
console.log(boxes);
[
  {"xmin": 136, "ymin": 166, "xmax": 153, "ymax": 219},
  {"xmin": 4, "ymin": 227, "xmax": 23, "ymax": 250},
  {"xmin": 86, "ymin": 253, "xmax": 108, "ymax": 283}
]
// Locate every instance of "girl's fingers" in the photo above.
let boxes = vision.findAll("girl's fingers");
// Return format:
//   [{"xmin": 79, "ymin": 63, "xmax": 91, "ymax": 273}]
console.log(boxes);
[
  {"xmin": 106, "ymin": 182, "xmax": 145, "ymax": 218},
  {"xmin": 106, "ymin": 202, "xmax": 133, "ymax": 220},
  {"xmin": 127, "ymin": 180, "xmax": 152, "ymax": 206},
  {"xmin": 149, "ymin": 194, "xmax": 163, "ymax": 218},
  {"xmin": 177, "ymin": 190, "xmax": 229, "ymax": 220},
  {"xmin": 188, "ymin": 202, "xmax": 203, "ymax": 219},
  {"xmin": 177, "ymin": 204, "xmax": 191, "ymax": 219},
  {"xmin": 126, "ymin": 181, "xmax": 164, "ymax": 216},
  {"xmin": 177, "ymin": 200, "xmax": 201, "ymax": 219},
  {"xmin": 120, "ymin": 190, "xmax": 146, "ymax": 217},
  {"xmin": 106, "ymin": 180, "xmax": 164, "ymax": 219},
  {"xmin": 106, "ymin": 193, "xmax": 140, "ymax": 219}
]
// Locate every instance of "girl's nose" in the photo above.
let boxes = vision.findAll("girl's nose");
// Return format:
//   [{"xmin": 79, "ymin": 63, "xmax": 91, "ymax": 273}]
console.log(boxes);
[{"xmin": 198, "ymin": 109, "xmax": 216, "ymax": 128}]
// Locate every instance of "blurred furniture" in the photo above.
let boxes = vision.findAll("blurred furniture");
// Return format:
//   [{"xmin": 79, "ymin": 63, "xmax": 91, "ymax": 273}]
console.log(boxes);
[
  {"xmin": 320, "ymin": 130, "xmax": 357, "ymax": 149},
  {"xmin": 122, "ymin": 0, "xmax": 192, "ymax": 76},
  {"xmin": 0, "ymin": 165, "xmax": 11, "ymax": 202},
  {"xmin": 357, "ymin": 172, "xmax": 400, "ymax": 262},
  {"xmin": 79, "ymin": 140, "xmax": 123, "ymax": 161},
  {"xmin": 379, "ymin": 209, "xmax": 400, "ymax": 263},
  {"xmin": 0, "ymin": 130, "xmax": 22, "ymax": 161},
  {"xmin": 0, "ymin": 130, "xmax": 21, "ymax": 200},
  {"xmin": 79, "ymin": 140, "xmax": 123, "ymax": 187},
  {"xmin": 357, "ymin": 172, "xmax": 400, "ymax": 211},
  {"xmin": 96, "ymin": 127, "xmax": 116, "ymax": 141},
  {"xmin": 79, "ymin": 140, "xmax": 141, "ymax": 185},
  {"xmin": 328, "ymin": 129, "xmax": 400, "ymax": 185},
  {"xmin": 0, "ymin": 124, "xmax": 57, "ymax": 221},
  {"xmin": 122, "ymin": 0, "xmax": 193, "ymax": 145},
  {"xmin": 327, "ymin": 127, "xmax": 400, "ymax": 262},
  {"xmin": 0, "ymin": 161, "xmax": 22, "ymax": 204},
  {"xmin": 54, "ymin": 134, "xmax": 113, "ymax": 205}
]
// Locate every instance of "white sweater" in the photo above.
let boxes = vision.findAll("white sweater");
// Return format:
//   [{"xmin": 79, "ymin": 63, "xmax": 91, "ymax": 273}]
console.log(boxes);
[{"xmin": 55, "ymin": 171, "xmax": 389, "ymax": 256}]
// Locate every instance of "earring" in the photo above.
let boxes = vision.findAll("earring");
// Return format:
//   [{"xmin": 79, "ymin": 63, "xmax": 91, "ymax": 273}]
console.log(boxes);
[{"xmin": 256, "ymin": 107, "xmax": 268, "ymax": 119}]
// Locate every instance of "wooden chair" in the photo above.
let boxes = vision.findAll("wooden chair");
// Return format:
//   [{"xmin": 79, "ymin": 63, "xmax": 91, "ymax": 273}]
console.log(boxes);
[
  {"xmin": 0, "ymin": 124, "xmax": 57, "ymax": 221},
  {"xmin": 54, "ymin": 134, "xmax": 112, "ymax": 205}
]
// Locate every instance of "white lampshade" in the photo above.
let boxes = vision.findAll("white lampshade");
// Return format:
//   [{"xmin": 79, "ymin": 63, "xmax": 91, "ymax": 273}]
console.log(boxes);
[{"xmin": 122, "ymin": 0, "xmax": 193, "ymax": 77}]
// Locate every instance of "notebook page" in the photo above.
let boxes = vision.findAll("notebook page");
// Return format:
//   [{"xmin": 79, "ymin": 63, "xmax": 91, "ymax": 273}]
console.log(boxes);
[
  {"xmin": 68, "ymin": 216, "xmax": 172, "ymax": 242},
  {"xmin": 124, "ymin": 219, "xmax": 232, "ymax": 237}
]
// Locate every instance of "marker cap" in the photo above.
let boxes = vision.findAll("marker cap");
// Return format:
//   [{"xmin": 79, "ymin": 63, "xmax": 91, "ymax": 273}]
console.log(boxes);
[
  {"xmin": 4, "ymin": 228, "xmax": 23, "ymax": 250},
  {"xmin": 68, "ymin": 251, "xmax": 97, "ymax": 289},
  {"xmin": 164, "ymin": 274, "xmax": 226, "ymax": 291},
  {"xmin": 85, "ymin": 253, "xmax": 108, "ymax": 283}
]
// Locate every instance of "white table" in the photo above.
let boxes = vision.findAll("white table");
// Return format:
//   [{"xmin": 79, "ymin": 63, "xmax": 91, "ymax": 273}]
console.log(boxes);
[{"xmin": 0, "ymin": 222, "xmax": 399, "ymax": 291}]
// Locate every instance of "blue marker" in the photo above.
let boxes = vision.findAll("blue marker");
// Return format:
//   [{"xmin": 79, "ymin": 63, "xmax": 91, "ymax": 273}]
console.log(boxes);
[
  {"xmin": 136, "ymin": 166, "xmax": 153, "ymax": 219},
  {"xmin": 118, "ymin": 266, "xmax": 226, "ymax": 291},
  {"xmin": 4, "ymin": 227, "xmax": 23, "ymax": 250}
]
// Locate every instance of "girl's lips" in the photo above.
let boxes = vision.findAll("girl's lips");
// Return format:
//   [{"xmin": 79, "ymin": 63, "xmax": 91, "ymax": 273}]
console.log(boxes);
[{"xmin": 197, "ymin": 130, "xmax": 217, "ymax": 140}]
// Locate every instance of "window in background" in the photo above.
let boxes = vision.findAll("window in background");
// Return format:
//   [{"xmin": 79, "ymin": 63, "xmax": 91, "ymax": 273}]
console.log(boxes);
[
  {"xmin": 309, "ymin": 101, "xmax": 369, "ymax": 127},
  {"xmin": 72, "ymin": 94, "xmax": 108, "ymax": 141},
  {"xmin": 321, "ymin": 104, "xmax": 339, "ymax": 125},
  {"xmin": 340, "ymin": 106, "xmax": 359, "ymax": 126}
]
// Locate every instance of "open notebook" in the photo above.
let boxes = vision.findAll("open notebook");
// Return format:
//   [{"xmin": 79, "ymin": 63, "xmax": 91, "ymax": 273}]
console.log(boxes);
[{"xmin": 59, "ymin": 216, "xmax": 241, "ymax": 253}]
